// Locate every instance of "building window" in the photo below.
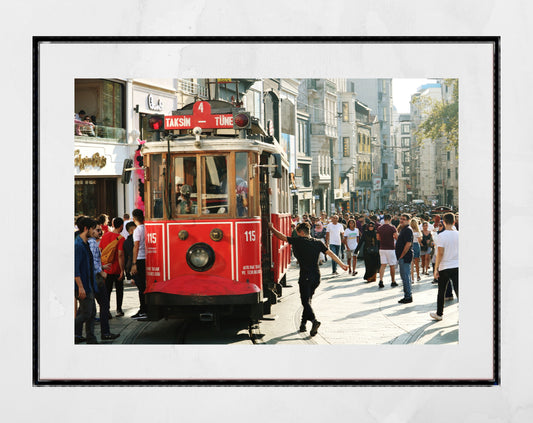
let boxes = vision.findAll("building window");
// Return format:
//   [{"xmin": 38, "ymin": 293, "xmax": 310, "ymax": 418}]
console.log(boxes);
[
  {"xmin": 402, "ymin": 137, "xmax": 410, "ymax": 147},
  {"xmin": 75, "ymin": 79, "xmax": 125, "ymax": 141},
  {"xmin": 343, "ymin": 137, "xmax": 350, "ymax": 157},
  {"xmin": 447, "ymin": 151, "xmax": 451, "ymax": 161},
  {"xmin": 447, "ymin": 168, "xmax": 451, "ymax": 178},
  {"xmin": 302, "ymin": 164, "xmax": 310, "ymax": 187},
  {"xmin": 75, "ymin": 177, "xmax": 118, "ymax": 219},
  {"xmin": 382, "ymin": 163, "xmax": 388, "ymax": 180},
  {"xmin": 342, "ymin": 102, "xmax": 349, "ymax": 122},
  {"xmin": 401, "ymin": 123, "xmax": 410, "ymax": 134}
]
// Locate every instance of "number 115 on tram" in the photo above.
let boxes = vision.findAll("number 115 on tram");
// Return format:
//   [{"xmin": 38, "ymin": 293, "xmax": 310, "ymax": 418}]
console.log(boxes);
[{"xmin": 129, "ymin": 100, "xmax": 292, "ymax": 323}]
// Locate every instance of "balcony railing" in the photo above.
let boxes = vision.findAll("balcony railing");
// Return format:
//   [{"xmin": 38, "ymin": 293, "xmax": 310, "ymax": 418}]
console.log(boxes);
[
  {"xmin": 74, "ymin": 120, "xmax": 126, "ymax": 143},
  {"xmin": 178, "ymin": 79, "xmax": 208, "ymax": 98}
]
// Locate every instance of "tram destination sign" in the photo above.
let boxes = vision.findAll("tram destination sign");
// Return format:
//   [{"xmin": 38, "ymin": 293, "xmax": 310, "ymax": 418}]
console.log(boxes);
[{"xmin": 165, "ymin": 101, "xmax": 234, "ymax": 130}]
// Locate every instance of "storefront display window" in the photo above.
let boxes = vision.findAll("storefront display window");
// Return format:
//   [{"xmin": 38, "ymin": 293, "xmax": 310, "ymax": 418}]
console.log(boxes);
[{"xmin": 74, "ymin": 178, "xmax": 117, "ymax": 219}]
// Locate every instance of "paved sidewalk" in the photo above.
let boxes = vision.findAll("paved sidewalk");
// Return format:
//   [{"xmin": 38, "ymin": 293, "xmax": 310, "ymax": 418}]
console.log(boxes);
[
  {"xmin": 98, "ymin": 258, "xmax": 458, "ymax": 345},
  {"xmin": 259, "ymin": 257, "xmax": 458, "ymax": 345}
]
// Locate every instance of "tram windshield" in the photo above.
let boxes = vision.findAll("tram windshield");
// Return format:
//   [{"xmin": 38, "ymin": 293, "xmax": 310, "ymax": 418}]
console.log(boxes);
[
  {"xmin": 201, "ymin": 155, "xmax": 229, "ymax": 215},
  {"xmin": 172, "ymin": 156, "xmax": 198, "ymax": 216},
  {"xmin": 146, "ymin": 151, "xmax": 256, "ymax": 219}
]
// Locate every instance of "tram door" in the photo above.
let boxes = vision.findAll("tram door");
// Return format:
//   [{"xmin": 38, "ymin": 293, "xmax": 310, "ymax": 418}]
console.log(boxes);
[{"xmin": 259, "ymin": 152, "xmax": 276, "ymax": 311}]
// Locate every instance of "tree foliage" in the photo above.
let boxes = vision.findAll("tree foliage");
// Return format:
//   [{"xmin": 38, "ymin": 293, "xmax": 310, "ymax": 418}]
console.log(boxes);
[{"xmin": 413, "ymin": 79, "xmax": 458, "ymax": 150}]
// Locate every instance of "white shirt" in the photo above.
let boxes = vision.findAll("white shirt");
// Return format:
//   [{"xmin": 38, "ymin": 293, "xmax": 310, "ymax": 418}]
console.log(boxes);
[
  {"xmin": 326, "ymin": 222, "xmax": 344, "ymax": 245},
  {"xmin": 133, "ymin": 224, "xmax": 146, "ymax": 260},
  {"xmin": 437, "ymin": 230, "xmax": 459, "ymax": 271},
  {"xmin": 344, "ymin": 228, "xmax": 359, "ymax": 250},
  {"xmin": 121, "ymin": 219, "xmax": 133, "ymax": 238},
  {"xmin": 412, "ymin": 231, "xmax": 421, "ymax": 244}
]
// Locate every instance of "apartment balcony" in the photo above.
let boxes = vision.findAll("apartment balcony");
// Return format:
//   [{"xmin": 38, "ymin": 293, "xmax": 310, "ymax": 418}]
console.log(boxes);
[
  {"xmin": 178, "ymin": 79, "xmax": 209, "ymax": 98},
  {"xmin": 75, "ymin": 120, "xmax": 126, "ymax": 143}
]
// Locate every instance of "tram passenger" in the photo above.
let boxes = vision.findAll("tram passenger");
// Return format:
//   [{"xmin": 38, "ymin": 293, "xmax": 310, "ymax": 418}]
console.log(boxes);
[
  {"xmin": 177, "ymin": 184, "xmax": 194, "ymax": 214},
  {"xmin": 269, "ymin": 221, "xmax": 348, "ymax": 337}
]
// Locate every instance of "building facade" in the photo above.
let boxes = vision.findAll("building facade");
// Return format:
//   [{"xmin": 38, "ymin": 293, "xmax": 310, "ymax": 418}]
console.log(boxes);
[
  {"xmin": 302, "ymin": 79, "xmax": 340, "ymax": 215},
  {"xmin": 349, "ymin": 79, "xmax": 394, "ymax": 208},
  {"xmin": 75, "ymin": 78, "xmax": 204, "ymax": 220},
  {"xmin": 410, "ymin": 82, "xmax": 458, "ymax": 208}
]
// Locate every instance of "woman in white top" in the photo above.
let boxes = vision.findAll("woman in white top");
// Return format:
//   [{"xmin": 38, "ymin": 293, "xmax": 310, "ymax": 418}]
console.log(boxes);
[
  {"xmin": 343, "ymin": 219, "xmax": 360, "ymax": 276},
  {"xmin": 410, "ymin": 218, "xmax": 422, "ymax": 281}
]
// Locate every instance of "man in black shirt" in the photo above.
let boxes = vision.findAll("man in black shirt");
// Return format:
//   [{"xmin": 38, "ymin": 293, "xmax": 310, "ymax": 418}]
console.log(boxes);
[
  {"xmin": 269, "ymin": 221, "xmax": 348, "ymax": 336},
  {"xmin": 395, "ymin": 213, "xmax": 414, "ymax": 304}
]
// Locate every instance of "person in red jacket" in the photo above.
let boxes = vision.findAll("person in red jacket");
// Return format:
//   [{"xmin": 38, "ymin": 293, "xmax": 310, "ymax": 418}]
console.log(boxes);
[{"xmin": 99, "ymin": 217, "xmax": 125, "ymax": 318}]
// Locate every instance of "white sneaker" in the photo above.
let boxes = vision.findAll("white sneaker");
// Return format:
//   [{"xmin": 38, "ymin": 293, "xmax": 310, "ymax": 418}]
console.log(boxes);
[{"xmin": 430, "ymin": 312, "xmax": 443, "ymax": 321}]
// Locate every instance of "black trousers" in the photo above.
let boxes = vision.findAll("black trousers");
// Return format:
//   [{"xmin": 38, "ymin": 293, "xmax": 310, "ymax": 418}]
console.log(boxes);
[
  {"xmin": 436, "ymin": 267, "xmax": 459, "ymax": 316},
  {"xmin": 299, "ymin": 275, "xmax": 320, "ymax": 323},
  {"xmin": 133, "ymin": 259, "xmax": 147, "ymax": 313},
  {"xmin": 105, "ymin": 273, "xmax": 124, "ymax": 312},
  {"xmin": 75, "ymin": 293, "xmax": 96, "ymax": 341}
]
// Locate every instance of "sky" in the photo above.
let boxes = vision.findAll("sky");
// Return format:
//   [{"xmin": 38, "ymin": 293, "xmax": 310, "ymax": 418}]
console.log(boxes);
[{"xmin": 392, "ymin": 78, "xmax": 435, "ymax": 113}]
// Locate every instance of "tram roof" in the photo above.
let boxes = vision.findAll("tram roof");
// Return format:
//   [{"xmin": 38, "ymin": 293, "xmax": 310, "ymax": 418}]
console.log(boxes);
[{"xmin": 141, "ymin": 136, "xmax": 286, "ymax": 158}]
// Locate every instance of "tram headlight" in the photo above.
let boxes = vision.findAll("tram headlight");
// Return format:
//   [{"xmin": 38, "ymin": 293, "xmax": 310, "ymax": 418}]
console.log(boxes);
[{"xmin": 186, "ymin": 243, "xmax": 215, "ymax": 272}]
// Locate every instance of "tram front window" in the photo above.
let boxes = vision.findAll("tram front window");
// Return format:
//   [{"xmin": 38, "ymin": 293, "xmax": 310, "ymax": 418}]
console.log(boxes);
[
  {"xmin": 236, "ymin": 152, "xmax": 249, "ymax": 217},
  {"xmin": 150, "ymin": 154, "xmax": 164, "ymax": 218},
  {"xmin": 201, "ymin": 155, "xmax": 228, "ymax": 215},
  {"xmin": 172, "ymin": 156, "xmax": 197, "ymax": 216}
]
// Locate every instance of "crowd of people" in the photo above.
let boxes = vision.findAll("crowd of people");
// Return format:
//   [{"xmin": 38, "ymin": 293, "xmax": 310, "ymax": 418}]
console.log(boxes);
[
  {"xmin": 74, "ymin": 204, "xmax": 458, "ymax": 342},
  {"xmin": 275, "ymin": 207, "xmax": 459, "ymax": 336},
  {"xmin": 74, "ymin": 210, "xmax": 146, "ymax": 344}
]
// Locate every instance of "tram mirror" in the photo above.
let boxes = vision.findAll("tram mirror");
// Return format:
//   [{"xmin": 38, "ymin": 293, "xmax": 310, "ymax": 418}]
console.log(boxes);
[
  {"xmin": 271, "ymin": 153, "xmax": 282, "ymax": 178},
  {"xmin": 121, "ymin": 158, "xmax": 134, "ymax": 184}
]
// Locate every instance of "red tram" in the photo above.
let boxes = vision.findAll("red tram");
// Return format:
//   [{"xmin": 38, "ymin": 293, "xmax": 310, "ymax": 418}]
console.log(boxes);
[{"xmin": 136, "ymin": 100, "xmax": 291, "ymax": 323}]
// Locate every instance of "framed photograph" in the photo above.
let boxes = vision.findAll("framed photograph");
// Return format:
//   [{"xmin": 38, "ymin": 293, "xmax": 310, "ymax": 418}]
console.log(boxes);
[{"xmin": 34, "ymin": 37, "xmax": 498, "ymax": 385}]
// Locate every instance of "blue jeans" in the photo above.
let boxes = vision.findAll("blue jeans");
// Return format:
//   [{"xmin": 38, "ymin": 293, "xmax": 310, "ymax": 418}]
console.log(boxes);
[
  {"xmin": 330, "ymin": 244, "xmax": 340, "ymax": 272},
  {"xmin": 398, "ymin": 258, "xmax": 412, "ymax": 299}
]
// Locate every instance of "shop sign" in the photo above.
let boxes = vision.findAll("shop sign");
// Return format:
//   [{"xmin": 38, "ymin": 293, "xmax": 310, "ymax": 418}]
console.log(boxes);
[
  {"xmin": 74, "ymin": 149, "xmax": 107, "ymax": 170},
  {"xmin": 148, "ymin": 94, "xmax": 164, "ymax": 111},
  {"xmin": 164, "ymin": 101, "xmax": 234, "ymax": 130}
]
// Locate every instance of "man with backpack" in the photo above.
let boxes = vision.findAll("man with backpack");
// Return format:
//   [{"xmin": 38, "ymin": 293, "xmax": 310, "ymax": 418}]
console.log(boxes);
[{"xmin": 99, "ymin": 217, "xmax": 125, "ymax": 318}]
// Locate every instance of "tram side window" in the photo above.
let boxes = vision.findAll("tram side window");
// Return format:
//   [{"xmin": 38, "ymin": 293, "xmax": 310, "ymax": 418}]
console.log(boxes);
[
  {"xmin": 150, "ymin": 154, "xmax": 164, "ymax": 218},
  {"xmin": 201, "ymin": 156, "xmax": 229, "ymax": 215},
  {"xmin": 236, "ymin": 152, "xmax": 249, "ymax": 217},
  {"xmin": 173, "ymin": 156, "xmax": 197, "ymax": 216}
]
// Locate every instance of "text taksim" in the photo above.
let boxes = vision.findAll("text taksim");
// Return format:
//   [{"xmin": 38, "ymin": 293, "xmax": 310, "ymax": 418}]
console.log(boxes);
[{"xmin": 165, "ymin": 116, "xmax": 192, "ymax": 128}]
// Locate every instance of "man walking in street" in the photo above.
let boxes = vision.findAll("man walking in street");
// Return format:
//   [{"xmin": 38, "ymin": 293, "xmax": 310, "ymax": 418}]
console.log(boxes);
[
  {"xmin": 396, "ymin": 213, "xmax": 414, "ymax": 304},
  {"xmin": 130, "ymin": 209, "xmax": 147, "ymax": 320},
  {"xmin": 325, "ymin": 214, "xmax": 344, "ymax": 276},
  {"xmin": 74, "ymin": 217, "xmax": 98, "ymax": 344},
  {"xmin": 377, "ymin": 214, "xmax": 398, "ymax": 288},
  {"xmin": 269, "ymin": 221, "xmax": 348, "ymax": 337},
  {"xmin": 99, "ymin": 217, "xmax": 125, "ymax": 318},
  {"xmin": 430, "ymin": 213, "xmax": 459, "ymax": 321},
  {"xmin": 89, "ymin": 225, "xmax": 120, "ymax": 340}
]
